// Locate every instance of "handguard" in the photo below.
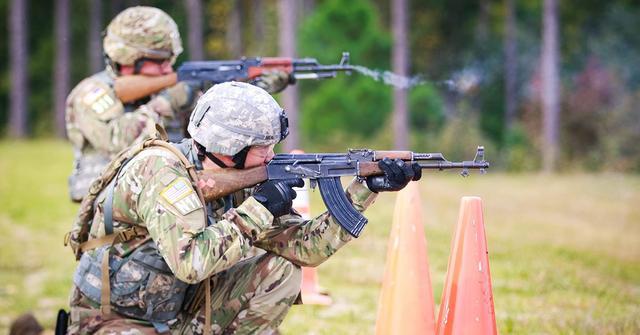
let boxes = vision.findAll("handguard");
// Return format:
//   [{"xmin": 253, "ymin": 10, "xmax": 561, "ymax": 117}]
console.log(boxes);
[{"xmin": 317, "ymin": 177, "xmax": 368, "ymax": 238}]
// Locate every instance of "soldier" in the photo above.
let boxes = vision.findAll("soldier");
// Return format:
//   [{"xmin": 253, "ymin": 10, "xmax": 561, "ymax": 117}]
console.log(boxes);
[
  {"xmin": 65, "ymin": 6, "xmax": 289, "ymax": 202},
  {"xmin": 65, "ymin": 82, "xmax": 420, "ymax": 334}
]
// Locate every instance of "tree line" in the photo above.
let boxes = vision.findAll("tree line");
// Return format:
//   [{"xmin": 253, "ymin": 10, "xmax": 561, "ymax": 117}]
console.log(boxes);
[{"xmin": 2, "ymin": 0, "xmax": 640, "ymax": 172}]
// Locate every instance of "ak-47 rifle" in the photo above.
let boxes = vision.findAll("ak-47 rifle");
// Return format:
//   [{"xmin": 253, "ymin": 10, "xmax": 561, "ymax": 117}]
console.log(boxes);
[
  {"xmin": 196, "ymin": 146, "xmax": 489, "ymax": 238},
  {"xmin": 113, "ymin": 52, "xmax": 353, "ymax": 140},
  {"xmin": 177, "ymin": 51, "xmax": 353, "ymax": 85}
]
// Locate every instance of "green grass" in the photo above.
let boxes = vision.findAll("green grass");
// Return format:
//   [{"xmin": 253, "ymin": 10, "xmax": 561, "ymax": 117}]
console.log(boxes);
[{"xmin": 1, "ymin": 140, "xmax": 639, "ymax": 334}]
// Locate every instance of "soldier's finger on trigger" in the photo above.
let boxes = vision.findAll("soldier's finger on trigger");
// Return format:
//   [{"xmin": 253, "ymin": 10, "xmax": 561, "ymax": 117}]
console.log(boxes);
[{"xmin": 286, "ymin": 178, "xmax": 304, "ymax": 188}]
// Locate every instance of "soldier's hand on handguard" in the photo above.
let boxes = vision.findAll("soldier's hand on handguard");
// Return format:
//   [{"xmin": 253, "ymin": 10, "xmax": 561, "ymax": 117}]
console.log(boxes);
[
  {"xmin": 253, "ymin": 178, "xmax": 305, "ymax": 217},
  {"xmin": 253, "ymin": 70, "xmax": 294, "ymax": 94},
  {"xmin": 365, "ymin": 158, "xmax": 422, "ymax": 193}
]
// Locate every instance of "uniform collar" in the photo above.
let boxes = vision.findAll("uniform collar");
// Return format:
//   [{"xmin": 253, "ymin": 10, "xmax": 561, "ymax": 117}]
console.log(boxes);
[{"xmin": 171, "ymin": 139, "xmax": 203, "ymax": 170}]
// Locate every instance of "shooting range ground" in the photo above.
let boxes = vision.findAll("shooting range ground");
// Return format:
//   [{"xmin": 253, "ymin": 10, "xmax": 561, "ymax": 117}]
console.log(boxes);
[{"xmin": 0, "ymin": 140, "xmax": 638, "ymax": 334}]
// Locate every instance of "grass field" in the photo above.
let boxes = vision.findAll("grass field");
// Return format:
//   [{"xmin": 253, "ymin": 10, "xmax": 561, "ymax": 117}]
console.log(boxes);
[{"xmin": 1, "ymin": 140, "xmax": 639, "ymax": 334}]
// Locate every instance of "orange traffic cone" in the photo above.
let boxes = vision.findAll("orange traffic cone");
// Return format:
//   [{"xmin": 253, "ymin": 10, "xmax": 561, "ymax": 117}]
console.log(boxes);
[
  {"xmin": 436, "ymin": 197, "xmax": 497, "ymax": 335},
  {"xmin": 300, "ymin": 267, "xmax": 332, "ymax": 305},
  {"xmin": 375, "ymin": 182, "xmax": 436, "ymax": 335},
  {"xmin": 290, "ymin": 149, "xmax": 332, "ymax": 306}
]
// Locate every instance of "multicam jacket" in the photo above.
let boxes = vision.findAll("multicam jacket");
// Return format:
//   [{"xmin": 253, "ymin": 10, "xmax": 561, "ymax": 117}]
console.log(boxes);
[
  {"xmin": 65, "ymin": 70, "xmax": 193, "ymax": 202},
  {"xmin": 68, "ymin": 139, "xmax": 378, "ymax": 330}
]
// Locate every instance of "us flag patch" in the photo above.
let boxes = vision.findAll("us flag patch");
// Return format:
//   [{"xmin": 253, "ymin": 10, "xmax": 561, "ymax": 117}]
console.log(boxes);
[{"xmin": 160, "ymin": 178, "xmax": 202, "ymax": 215}]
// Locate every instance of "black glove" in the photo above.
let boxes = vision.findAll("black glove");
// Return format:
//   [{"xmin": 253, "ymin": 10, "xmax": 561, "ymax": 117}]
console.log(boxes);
[
  {"xmin": 253, "ymin": 178, "xmax": 305, "ymax": 217},
  {"xmin": 365, "ymin": 158, "xmax": 422, "ymax": 193}
]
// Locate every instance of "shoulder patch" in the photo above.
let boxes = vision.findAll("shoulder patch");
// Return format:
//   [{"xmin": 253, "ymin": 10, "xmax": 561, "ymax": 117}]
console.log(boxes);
[
  {"xmin": 160, "ymin": 177, "xmax": 202, "ymax": 215},
  {"xmin": 90, "ymin": 93, "xmax": 116, "ymax": 114},
  {"xmin": 161, "ymin": 177, "xmax": 193, "ymax": 204},
  {"xmin": 83, "ymin": 86, "xmax": 107, "ymax": 105},
  {"xmin": 173, "ymin": 193, "xmax": 202, "ymax": 216}
]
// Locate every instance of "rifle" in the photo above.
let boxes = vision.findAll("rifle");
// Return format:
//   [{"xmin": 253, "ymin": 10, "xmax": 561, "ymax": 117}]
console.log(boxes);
[
  {"xmin": 178, "ymin": 52, "xmax": 353, "ymax": 86},
  {"xmin": 113, "ymin": 52, "xmax": 353, "ymax": 104},
  {"xmin": 196, "ymin": 146, "xmax": 489, "ymax": 238},
  {"xmin": 113, "ymin": 52, "xmax": 353, "ymax": 141}
]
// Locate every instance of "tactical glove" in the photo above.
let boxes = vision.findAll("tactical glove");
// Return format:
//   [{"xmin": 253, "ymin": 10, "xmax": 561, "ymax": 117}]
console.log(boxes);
[
  {"xmin": 253, "ymin": 70, "xmax": 294, "ymax": 94},
  {"xmin": 365, "ymin": 158, "xmax": 422, "ymax": 193},
  {"xmin": 253, "ymin": 178, "xmax": 305, "ymax": 217}
]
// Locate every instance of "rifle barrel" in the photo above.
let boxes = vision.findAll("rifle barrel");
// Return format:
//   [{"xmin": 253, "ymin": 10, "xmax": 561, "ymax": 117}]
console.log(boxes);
[
  {"xmin": 293, "ymin": 65, "xmax": 354, "ymax": 72},
  {"xmin": 418, "ymin": 161, "xmax": 490, "ymax": 170}
]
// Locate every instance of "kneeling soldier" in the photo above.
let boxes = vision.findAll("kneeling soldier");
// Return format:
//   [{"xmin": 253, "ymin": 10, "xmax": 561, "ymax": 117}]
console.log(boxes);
[{"xmin": 65, "ymin": 82, "xmax": 419, "ymax": 334}]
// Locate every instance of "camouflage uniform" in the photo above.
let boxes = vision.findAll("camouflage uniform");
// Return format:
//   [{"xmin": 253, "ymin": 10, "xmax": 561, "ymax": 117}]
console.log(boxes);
[
  {"xmin": 67, "ymin": 83, "xmax": 378, "ymax": 334},
  {"xmin": 65, "ymin": 6, "xmax": 192, "ymax": 202}
]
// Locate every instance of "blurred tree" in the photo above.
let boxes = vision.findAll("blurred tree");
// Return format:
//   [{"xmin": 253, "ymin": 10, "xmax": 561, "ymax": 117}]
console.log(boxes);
[
  {"xmin": 298, "ymin": 0, "xmax": 391, "ymax": 145},
  {"xmin": 88, "ymin": 0, "xmax": 103, "ymax": 73},
  {"xmin": 0, "ymin": 2, "xmax": 6, "ymax": 135},
  {"xmin": 252, "ymin": 0, "xmax": 266, "ymax": 54},
  {"xmin": 564, "ymin": 57, "xmax": 613, "ymax": 169},
  {"xmin": 408, "ymin": 84, "xmax": 444, "ymax": 134},
  {"xmin": 204, "ymin": 1, "xmax": 281, "ymax": 57},
  {"xmin": 391, "ymin": 0, "xmax": 409, "ymax": 150},
  {"xmin": 409, "ymin": 0, "xmax": 479, "ymax": 79},
  {"xmin": 9, "ymin": 0, "xmax": 28, "ymax": 137},
  {"xmin": 279, "ymin": 0, "xmax": 300, "ymax": 151},
  {"xmin": 476, "ymin": 0, "xmax": 489, "ymax": 46},
  {"xmin": 54, "ymin": 0, "xmax": 70, "ymax": 138},
  {"xmin": 227, "ymin": 0, "xmax": 243, "ymax": 57},
  {"xmin": 243, "ymin": 0, "xmax": 279, "ymax": 56},
  {"xmin": 185, "ymin": 0, "xmax": 204, "ymax": 60},
  {"xmin": 301, "ymin": 0, "xmax": 315, "ymax": 16},
  {"xmin": 541, "ymin": 0, "xmax": 560, "ymax": 172},
  {"xmin": 504, "ymin": 0, "xmax": 517, "ymax": 130},
  {"xmin": 206, "ymin": 1, "xmax": 231, "ymax": 58}
]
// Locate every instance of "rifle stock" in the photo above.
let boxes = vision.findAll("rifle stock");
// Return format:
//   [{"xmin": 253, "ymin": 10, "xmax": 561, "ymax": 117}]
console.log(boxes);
[
  {"xmin": 196, "ymin": 166, "xmax": 268, "ymax": 202},
  {"xmin": 114, "ymin": 73, "xmax": 178, "ymax": 104}
]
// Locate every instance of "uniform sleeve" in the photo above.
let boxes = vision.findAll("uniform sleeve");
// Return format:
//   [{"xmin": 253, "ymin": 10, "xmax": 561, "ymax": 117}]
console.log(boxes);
[
  {"xmin": 251, "ymin": 178, "xmax": 378, "ymax": 267},
  {"xmin": 71, "ymin": 98, "xmax": 159, "ymax": 155},
  {"xmin": 67, "ymin": 79, "xmax": 198, "ymax": 156},
  {"xmin": 134, "ymin": 157, "xmax": 276, "ymax": 284}
]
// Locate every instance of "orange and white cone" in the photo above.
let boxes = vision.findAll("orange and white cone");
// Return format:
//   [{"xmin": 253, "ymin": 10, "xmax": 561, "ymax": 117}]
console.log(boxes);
[
  {"xmin": 375, "ymin": 182, "xmax": 436, "ymax": 334},
  {"xmin": 291, "ymin": 149, "xmax": 332, "ymax": 306},
  {"xmin": 436, "ymin": 196, "xmax": 497, "ymax": 335}
]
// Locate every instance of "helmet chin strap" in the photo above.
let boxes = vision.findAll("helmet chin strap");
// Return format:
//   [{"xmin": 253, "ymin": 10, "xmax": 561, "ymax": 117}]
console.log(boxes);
[
  {"xmin": 231, "ymin": 147, "xmax": 250, "ymax": 169},
  {"xmin": 195, "ymin": 142, "xmax": 250, "ymax": 169},
  {"xmin": 133, "ymin": 58, "xmax": 145, "ymax": 74}
]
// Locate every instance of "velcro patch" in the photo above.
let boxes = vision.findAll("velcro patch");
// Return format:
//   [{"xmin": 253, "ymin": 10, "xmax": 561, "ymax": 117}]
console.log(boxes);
[
  {"xmin": 172, "ymin": 193, "xmax": 202, "ymax": 216},
  {"xmin": 160, "ymin": 178, "xmax": 203, "ymax": 216},
  {"xmin": 90, "ymin": 94, "xmax": 116, "ymax": 114},
  {"xmin": 161, "ymin": 178, "xmax": 193, "ymax": 204},
  {"xmin": 83, "ymin": 86, "xmax": 107, "ymax": 105}
]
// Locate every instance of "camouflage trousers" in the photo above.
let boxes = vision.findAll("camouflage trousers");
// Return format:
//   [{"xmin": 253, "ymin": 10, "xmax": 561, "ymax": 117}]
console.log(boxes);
[{"xmin": 68, "ymin": 252, "xmax": 302, "ymax": 334}]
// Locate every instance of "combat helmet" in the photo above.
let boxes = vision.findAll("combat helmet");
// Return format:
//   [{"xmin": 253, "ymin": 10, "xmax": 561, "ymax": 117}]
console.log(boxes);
[
  {"xmin": 103, "ymin": 6, "xmax": 182, "ymax": 66},
  {"xmin": 188, "ymin": 82, "xmax": 289, "ymax": 162}
]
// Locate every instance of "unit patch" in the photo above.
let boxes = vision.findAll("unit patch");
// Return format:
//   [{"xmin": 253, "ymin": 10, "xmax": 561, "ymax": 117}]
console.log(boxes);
[
  {"xmin": 83, "ymin": 87, "xmax": 106, "ymax": 105},
  {"xmin": 84, "ymin": 87, "xmax": 116, "ymax": 114},
  {"xmin": 160, "ymin": 178, "xmax": 202, "ymax": 215}
]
